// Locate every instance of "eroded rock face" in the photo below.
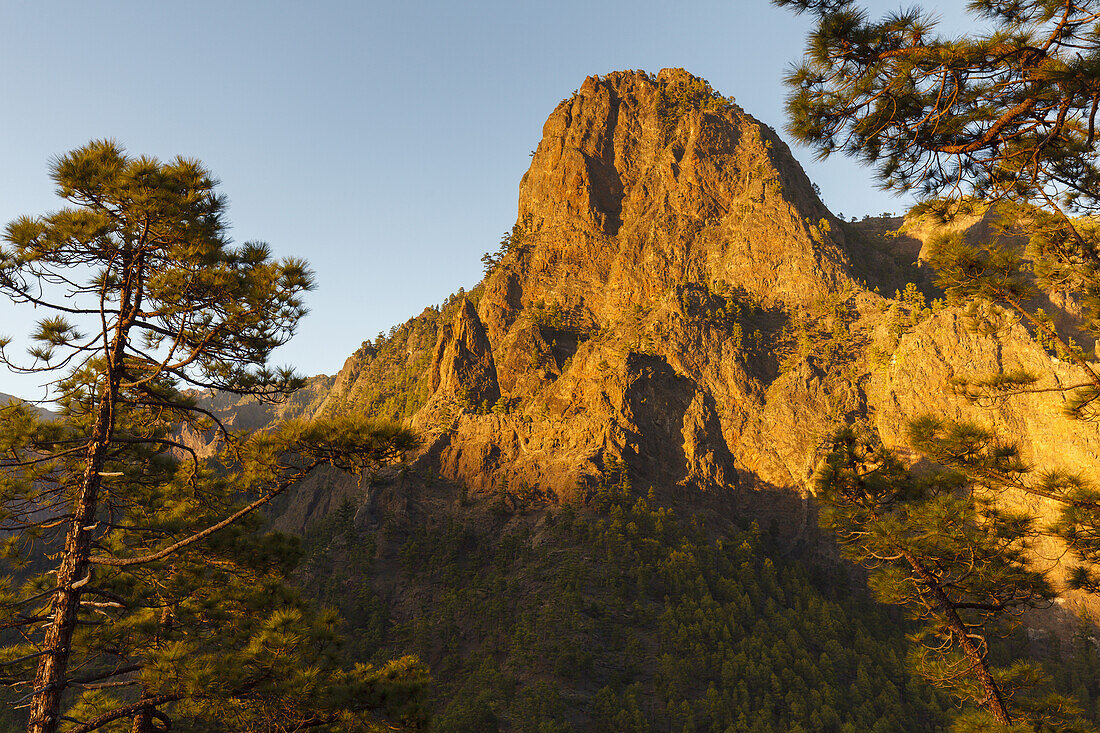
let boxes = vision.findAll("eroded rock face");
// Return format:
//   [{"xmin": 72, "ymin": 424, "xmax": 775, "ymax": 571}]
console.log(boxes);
[
  {"xmin": 395, "ymin": 69, "xmax": 869, "ymax": 501},
  {"xmin": 490, "ymin": 69, "xmax": 854, "ymax": 338},
  {"xmin": 430, "ymin": 299, "xmax": 500, "ymax": 407},
  {"xmin": 285, "ymin": 71, "xmax": 1097, "ymax": 518},
  {"xmin": 224, "ymin": 71, "xmax": 1100, "ymax": 611},
  {"xmin": 455, "ymin": 71, "xmax": 866, "ymax": 493},
  {"xmin": 868, "ymin": 309, "xmax": 1100, "ymax": 617}
]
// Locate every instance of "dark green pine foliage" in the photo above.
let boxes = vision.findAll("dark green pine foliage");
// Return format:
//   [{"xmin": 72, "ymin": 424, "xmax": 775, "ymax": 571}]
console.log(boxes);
[
  {"xmin": 774, "ymin": 0, "xmax": 1100, "ymax": 209},
  {"xmin": 775, "ymin": 1, "xmax": 1100, "ymax": 720},
  {"xmin": 1, "ymin": 397, "xmax": 430, "ymax": 733},
  {"xmin": 903, "ymin": 417, "xmax": 1100, "ymax": 598},
  {"xmin": 774, "ymin": 0, "xmax": 1100, "ymax": 572},
  {"xmin": 774, "ymin": 0, "xmax": 1100, "ymax": 413},
  {"xmin": 816, "ymin": 426, "xmax": 1095, "ymax": 731},
  {"xmin": 0, "ymin": 141, "xmax": 427, "ymax": 732},
  {"xmin": 1048, "ymin": 622, "xmax": 1100, "ymax": 723},
  {"xmin": 299, "ymin": 461, "xmax": 953, "ymax": 732}
]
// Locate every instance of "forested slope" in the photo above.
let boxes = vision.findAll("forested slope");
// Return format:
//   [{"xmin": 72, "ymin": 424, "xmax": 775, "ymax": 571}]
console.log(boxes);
[{"xmin": 195, "ymin": 69, "xmax": 1100, "ymax": 730}]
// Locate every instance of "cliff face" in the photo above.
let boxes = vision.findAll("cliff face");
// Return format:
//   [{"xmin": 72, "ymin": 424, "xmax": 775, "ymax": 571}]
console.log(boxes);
[
  {"xmin": 396, "ymin": 69, "xmax": 870, "ymax": 507},
  {"xmin": 286, "ymin": 70, "xmax": 1100, "ymax": 526},
  {"xmin": 509, "ymin": 69, "xmax": 852, "ymax": 311},
  {"xmin": 193, "ymin": 70, "xmax": 1100, "ymax": 602},
  {"xmin": 181, "ymin": 70, "xmax": 1100, "ymax": 726}
]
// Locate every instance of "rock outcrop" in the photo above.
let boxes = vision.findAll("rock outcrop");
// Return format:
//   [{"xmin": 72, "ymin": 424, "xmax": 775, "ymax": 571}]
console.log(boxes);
[
  {"xmin": 490, "ymin": 68, "xmax": 854, "ymax": 336},
  {"xmin": 398, "ymin": 69, "xmax": 873, "ymax": 503},
  {"xmin": 278, "ymin": 70, "xmax": 1100, "ymax": 519},
  {"xmin": 203, "ymin": 70, "xmax": 1100, "ymax": 622},
  {"xmin": 429, "ymin": 299, "xmax": 500, "ymax": 407}
]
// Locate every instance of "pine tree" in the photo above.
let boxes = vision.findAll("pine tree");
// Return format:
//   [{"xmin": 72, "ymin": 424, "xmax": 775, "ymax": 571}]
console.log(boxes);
[
  {"xmin": 815, "ymin": 427, "xmax": 1096, "ymax": 729},
  {"xmin": 774, "ymin": 0, "xmax": 1100, "ymax": 416},
  {"xmin": 0, "ymin": 141, "xmax": 425, "ymax": 732},
  {"xmin": 776, "ymin": 2, "xmax": 1100, "ymax": 721}
]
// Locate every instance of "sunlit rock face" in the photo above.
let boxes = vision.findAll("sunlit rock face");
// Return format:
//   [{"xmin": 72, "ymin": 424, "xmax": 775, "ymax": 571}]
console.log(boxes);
[
  {"xmin": 206, "ymin": 70, "xmax": 1100, "ymax": 620},
  {"xmin": 430, "ymin": 68, "xmax": 865, "ymax": 505}
]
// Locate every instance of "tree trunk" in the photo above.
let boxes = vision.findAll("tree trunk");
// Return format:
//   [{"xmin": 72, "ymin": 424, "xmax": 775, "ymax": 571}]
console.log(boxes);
[
  {"xmin": 901, "ymin": 549, "xmax": 1012, "ymax": 725},
  {"xmin": 129, "ymin": 704, "xmax": 154, "ymax": 733},
  {"xmin": 26, "ymin": 405, "xmax": 112, "ymax": 733},
  {"xmin": 26, "ymin": 259, "xmax": 137, "ymax": 733},
  {"xmin": 854, "ymin": 467, "xmax": 1014, "ymax": 726}
]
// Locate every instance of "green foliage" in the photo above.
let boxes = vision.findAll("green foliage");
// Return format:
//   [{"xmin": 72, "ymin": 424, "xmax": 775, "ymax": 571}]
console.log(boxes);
[
  {"xmin": 300, "ymin": 460, "xmax": 954, "ymax": 731},
  {"xmin": 778, "ymin": 289, "xmax": 860, "ymax": 377},
  {"xmin": 1044, "ymin": 620, "xmax": 1100, "ymax": 723},
  {"xmin": 886, "ymin": 283, "xmax": 933, "ymax": 339},
  {"xmin": 0, "ymin": 140, "xmax": 310, "ymax": 396},
  {"xmin": 0, "ymin": 388, "xmax": 427, "ymax": 733},
  {"xmin": 907, "ymin": 416, "xmax": 1100, "ymax": 597},
  {"xmin": 815, "ymin": 426, "xmax": 1090, "ymax": 728},
  {"xmin": 482, "ymin": 214, "xmax": 534, "ymax": 276},
  {"xmin": 948, "ymin": 368, "xmax": 1042, "ymax": 404},
  {"xmin": 870, "ymin": 282, "xmax": 939, "ymax": 365},
  {"xmin": 1032, "ymin": 307, "xmax": 1089, "ymax": 362},
  {"xmin": 530, "ymin": 299, "xmax": 569, "ymax": 331},
  {"xmin": 526, "ymin": 299, "xmax": 592, "ymax": 375},
  {"xmin": 676, "ymin": 281, "xmax": 761, "ymax": 349},
  {"xmin": 776, "ymin": 0, "xmax": 1100, "ymax": 409},
  {"xmin": 926, "ymin": 232, "xmax": 1037, "ymax": 308},
  {"xmin": 327, "ymin": 287, "xmax": 487, "ymax": 421},
  {"xmin": 0, "ymin": 142, "xmax": 426, "ymax": 732},
  {"xmin": 809, "ymin": 216, "xmax": 832, "ymax": 245},
  {"xmin": 775, "ymin": 1, "xmax": 1100, "ymax": 212},
  {"xmin": 491, "ymin": 396, "xmax": 520, "ymax": 415},
  {"xmin": 778, "ymin": 4, "xmax": 1100, "ymax": 719},
  {"xmin": 655, "ymin": 74, "xmax": 734, "ymax": 138},
  {"xmin": 908, "ymin": 198, "xmax": 987, "ymax": 223},
  {"xmin": 913, "ymin": 207, "xmax": 1100, "ymax": 421}
]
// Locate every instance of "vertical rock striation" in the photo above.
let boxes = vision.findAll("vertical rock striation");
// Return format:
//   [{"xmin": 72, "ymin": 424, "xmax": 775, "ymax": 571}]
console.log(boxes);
[{"xmin": 214, "ymin": 70, "xmax": 1100, "ymax": 574}]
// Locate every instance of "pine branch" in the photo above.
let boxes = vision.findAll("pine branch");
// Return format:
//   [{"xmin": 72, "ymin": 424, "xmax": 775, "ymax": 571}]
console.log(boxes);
[{"xmin": 60, "ymin": 694, "xmax": 183, "ymax": 733}]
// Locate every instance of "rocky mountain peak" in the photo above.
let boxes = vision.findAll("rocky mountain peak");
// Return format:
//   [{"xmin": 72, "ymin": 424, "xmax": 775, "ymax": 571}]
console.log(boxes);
[
  {"xmin": 208, "ymin": 72, "xmax": 1100, "ymax": 594},
  {"xmin": 510, "ymin": 68, "xmax": 854, "ymax": 316},
  {"xmin": 189, "ymin": 71, "xmax": 1100, "ymax": 701}
]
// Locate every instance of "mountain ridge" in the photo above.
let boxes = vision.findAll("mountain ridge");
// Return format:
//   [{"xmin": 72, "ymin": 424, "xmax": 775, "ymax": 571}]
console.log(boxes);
[
  {"xmin": 179, "ymin": 68, "xmax": 1100, "ymax": 728},
  {"xmin": 207, "ymin": 69, "xmax": 1100, "ymax": 539}
]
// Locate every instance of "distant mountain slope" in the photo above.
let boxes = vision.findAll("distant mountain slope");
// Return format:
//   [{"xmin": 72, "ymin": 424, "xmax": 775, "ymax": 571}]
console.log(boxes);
[{"xmin": 0, "ymin": 391, "xmax": 56, "ymax": 420}]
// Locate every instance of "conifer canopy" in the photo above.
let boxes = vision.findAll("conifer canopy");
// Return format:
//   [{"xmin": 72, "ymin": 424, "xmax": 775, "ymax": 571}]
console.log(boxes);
[
  {"xmin": 0, "ymin": 141, "xmax": 425, "ymax": 733},
  {"xmin": 777, "ymin": 1, "xmax": 1100, "ymax": 725}
]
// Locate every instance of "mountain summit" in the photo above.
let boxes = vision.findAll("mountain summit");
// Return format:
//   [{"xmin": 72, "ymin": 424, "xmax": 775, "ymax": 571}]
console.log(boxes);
[
  {"xmin": 411, "ymin": 68, "xmax": 866, "ymax": 506},
  {"xmin": 254, "ymin": 69, "xmax": 1098, "ymax": 531},
  {"xmin": 189, "ymin": 69, "xmax": 1100, "ymax": 728},
  {"xmin": 509, "ymin": 68, "xmax": 853, "ymax": 310}
]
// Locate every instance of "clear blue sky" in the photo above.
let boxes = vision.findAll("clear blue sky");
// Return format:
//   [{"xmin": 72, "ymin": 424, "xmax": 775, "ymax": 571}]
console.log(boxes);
[{"xmin": 0, "ymin": 1, "xmax": 969, "ymax": 399}]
